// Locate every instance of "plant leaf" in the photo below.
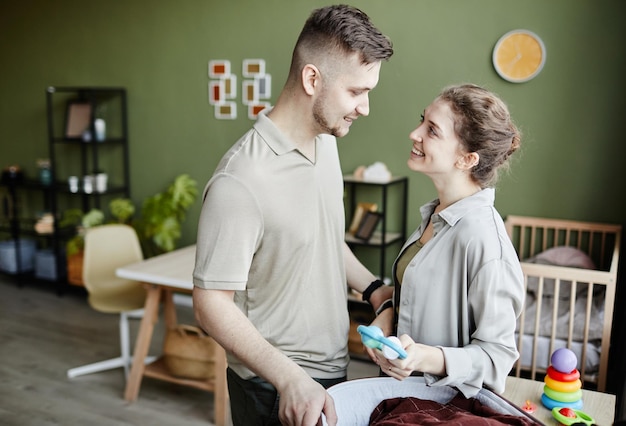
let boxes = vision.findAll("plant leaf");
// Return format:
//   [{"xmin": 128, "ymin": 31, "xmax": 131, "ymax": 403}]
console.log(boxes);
[{"xmin": 152, "ymin": 216, "xmax": 180, "ymax": 253}]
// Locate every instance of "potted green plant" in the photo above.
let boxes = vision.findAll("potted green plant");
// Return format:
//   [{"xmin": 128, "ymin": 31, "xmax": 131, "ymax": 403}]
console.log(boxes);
[
  {"xmin": 61, "ymin": 208, "xmax": 105, "ymax": 286},
  {"xmin": 62, "ymin": 173, "xmax": 198, "ymax": 283},
  {"xmin": 119, "ymin": 173, "xmax": 198, "ymax": 257}
]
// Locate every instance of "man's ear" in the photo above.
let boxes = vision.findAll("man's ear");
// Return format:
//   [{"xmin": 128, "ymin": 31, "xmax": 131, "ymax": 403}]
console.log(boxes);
[
  {"xmin": 456, "ymin": 152, "xmax": 480, "ymax": 170},
  {"xmin": 301, "ymin": 64, "xmax": 320, "ymax": 95}
]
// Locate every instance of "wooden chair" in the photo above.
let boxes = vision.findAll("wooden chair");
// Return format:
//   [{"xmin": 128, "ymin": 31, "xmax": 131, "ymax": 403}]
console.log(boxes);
[{"xmin": 67, "ymin": 224, "xmax": 154, "ymax": 380}]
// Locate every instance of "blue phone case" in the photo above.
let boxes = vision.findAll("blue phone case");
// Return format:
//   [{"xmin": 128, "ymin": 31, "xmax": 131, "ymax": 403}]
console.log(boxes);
[{"xmin": 357, "ymin": 325, "xmax": 407, "ymax": 359}]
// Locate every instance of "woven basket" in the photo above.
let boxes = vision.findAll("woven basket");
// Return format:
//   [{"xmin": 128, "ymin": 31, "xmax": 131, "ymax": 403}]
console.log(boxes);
[
  {"xmin": 163, "ymin": 324, "xmax": 216, "ymax": 380},
  {"xmin": 66, "ymin": 252, "xmax": 84, "ymax": 286}
]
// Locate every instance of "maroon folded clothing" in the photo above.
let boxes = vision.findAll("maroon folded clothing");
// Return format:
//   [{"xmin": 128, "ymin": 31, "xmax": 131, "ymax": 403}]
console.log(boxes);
[{"xmin": 369, "ymin": 394, "xmax": 540, "ymax": 425}]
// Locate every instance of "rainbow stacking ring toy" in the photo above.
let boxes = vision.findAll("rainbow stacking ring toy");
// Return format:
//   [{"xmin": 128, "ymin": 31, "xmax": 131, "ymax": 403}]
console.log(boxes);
[
  {"xmin": 541, "ymin": 393, "xmax": 584, "ymax": 410},
  {"xmin": 544, "ymin": 375, "xmax": 582, "ymax": 393},
  {"xmin": 546, "ymin": 365, "xmax": 580, "ymax": 382},
  {"xmin": 543, "ymin": 385, "xmax": 583, "ymax": 403},
  {"xmin": 541, "ymin": 348, "xmax": 584, "ymax": 410}
]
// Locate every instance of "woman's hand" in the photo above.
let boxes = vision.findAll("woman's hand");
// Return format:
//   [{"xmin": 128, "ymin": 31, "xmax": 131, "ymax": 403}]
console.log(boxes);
[
  {"xmin": 383, "ymin": 334, "xmax": 415, "ymax": 380},
  {"xmin": 384, "ymin": 335, "xmax": 446, "ymax": 380}
]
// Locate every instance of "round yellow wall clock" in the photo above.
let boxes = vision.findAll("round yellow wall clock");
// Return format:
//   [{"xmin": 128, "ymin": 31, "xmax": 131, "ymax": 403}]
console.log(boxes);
[{"xmin": 493, "ymin": 29, "xmax": 546, "ymax": 83}]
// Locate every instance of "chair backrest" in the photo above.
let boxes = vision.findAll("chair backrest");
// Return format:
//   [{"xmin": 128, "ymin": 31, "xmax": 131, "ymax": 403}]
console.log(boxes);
[{"xmin": 82, "ymin": 224, "xmax": 146, "ymax": 312}]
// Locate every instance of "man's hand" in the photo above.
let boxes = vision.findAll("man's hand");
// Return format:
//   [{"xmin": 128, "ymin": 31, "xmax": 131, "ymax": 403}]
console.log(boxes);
[{"xmin": 278, "ymin": 376, "xmax": 337, "ymax": 426}]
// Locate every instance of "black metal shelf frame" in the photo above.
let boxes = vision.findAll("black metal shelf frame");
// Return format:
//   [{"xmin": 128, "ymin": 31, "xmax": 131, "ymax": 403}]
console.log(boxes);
[
  {"xmin": 0, "ymin": 87, "xmax": 130, "ymax": 287},
  {"xmin": 343, "ymin": 175, "xmax": 408, "ymax": 281}
]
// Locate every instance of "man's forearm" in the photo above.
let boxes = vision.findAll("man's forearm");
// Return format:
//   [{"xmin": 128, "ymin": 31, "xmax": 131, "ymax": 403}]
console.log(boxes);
[
  {"xmin": 343, "ymin": 242, "xmax": 394, "ymax": 311},
  {"xmin": 192, "ymin": 287, "xmax": 309, "ymax": 391}
]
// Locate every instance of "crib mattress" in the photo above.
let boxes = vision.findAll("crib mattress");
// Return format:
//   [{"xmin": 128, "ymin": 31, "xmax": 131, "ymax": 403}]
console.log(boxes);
[{"xmin": 323, "ymin": 377, "xmax": 542, "ymax": 425}]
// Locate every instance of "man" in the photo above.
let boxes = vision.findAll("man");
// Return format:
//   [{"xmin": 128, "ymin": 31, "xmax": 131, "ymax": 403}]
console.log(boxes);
[{"xmin": 193, "ymin": 5, "xmax": 393, "ymax": 425}]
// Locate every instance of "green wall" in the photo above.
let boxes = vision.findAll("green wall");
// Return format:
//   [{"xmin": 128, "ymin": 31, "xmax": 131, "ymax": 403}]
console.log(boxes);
[
  {"xmin": 2, "ymin": 0, "xmax": 626, "ymax": 402},
  {"xmin": 1, "ymin": 0, "xmax": 625, "ymax": 244}
]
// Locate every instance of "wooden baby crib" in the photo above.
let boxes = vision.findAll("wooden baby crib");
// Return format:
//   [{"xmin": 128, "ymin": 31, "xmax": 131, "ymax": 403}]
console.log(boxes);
[{"xmin": 504, "ymin": 215, "xmax": 621, "ymax": 392}]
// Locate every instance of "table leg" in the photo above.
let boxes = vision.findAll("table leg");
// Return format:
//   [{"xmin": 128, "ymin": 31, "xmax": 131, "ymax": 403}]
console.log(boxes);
[
  {"xmin": 163, "ymin": 289, "xmax": 177, "ymax": 329},
  {"xmin": 165, "ymin": 288, "xmax": 229, "ymax": 425},
  {"xmin": 124, "ymin": 284, "xmax": 162, "ymax": 402}
]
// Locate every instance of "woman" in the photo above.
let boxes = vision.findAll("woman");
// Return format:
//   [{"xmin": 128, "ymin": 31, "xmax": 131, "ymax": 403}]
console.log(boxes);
[{"xmin": 369, "ymin": 84, "xmax": 525, "ymax": 397}]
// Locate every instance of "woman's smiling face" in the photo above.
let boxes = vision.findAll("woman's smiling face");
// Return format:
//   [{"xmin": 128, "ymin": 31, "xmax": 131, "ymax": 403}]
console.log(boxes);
[{"xmin": 407, "ymin": 98, "xmax": 465, "ymax": 177}]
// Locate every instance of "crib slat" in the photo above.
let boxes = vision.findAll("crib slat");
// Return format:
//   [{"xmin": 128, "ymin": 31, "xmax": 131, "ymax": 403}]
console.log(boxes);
[{"xmin": 530, "ymin": 276, "xmax": 544, "ymax": 380}]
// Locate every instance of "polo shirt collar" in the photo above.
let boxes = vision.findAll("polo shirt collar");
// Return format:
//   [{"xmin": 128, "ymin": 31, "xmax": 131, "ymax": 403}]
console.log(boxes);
[
  {"xmin": 252, "ymin": 109, "xmax": 293, "ymax": 156},
  {"xmin": 254, "ymin": 108, "xmax": 326, "ymax": 159}
]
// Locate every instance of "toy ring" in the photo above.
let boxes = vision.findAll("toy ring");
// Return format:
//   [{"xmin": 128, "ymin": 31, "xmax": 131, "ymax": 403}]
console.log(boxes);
[
  {"xmin": 547, "ymin": 365, "xmax": 580, "ymax": 382},
  {"xmin": 543, "ymin": 385, "xmax": 583, "ymax": 403},
  {"xmin": 541, "ymin": 393, "xmax": 583, "ymax": 410},
  {"xmin": 544, "ymin": 375, "xmax": 582, "ymax": 393},
  {"xmin": 552, "ymin": 407, "xmax": 595, "ymax": 426}
]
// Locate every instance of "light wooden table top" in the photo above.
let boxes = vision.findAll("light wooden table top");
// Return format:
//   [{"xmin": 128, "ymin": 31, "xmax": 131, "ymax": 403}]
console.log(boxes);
[
  {"xmin": 502, "ymin": 376, "xmax": 615, "ymax": 425},
  {"xmin": 116, "ymin": 244, "xmax": 196, "ymax": 290}
]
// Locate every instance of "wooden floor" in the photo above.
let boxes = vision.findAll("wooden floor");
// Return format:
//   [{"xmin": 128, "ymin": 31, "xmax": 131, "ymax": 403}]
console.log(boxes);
[{"xmin": 0, "ymin": 276, "xmax": 379, "ymax": 426}]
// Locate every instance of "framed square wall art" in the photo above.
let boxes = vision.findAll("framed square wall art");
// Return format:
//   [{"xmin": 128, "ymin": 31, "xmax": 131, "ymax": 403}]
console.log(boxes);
[
  {"xmin": 255, "ymin": 74, "xmax": 271, "ymax": 99},
  {"xmin": 214, "ymin": 101, "xmax": 236, "ymax": 120},
  {"xmin": 348, "ymin": 202, "xmax": 378, "ymax": 235},
  {"xmin": 242, "ymin": 59, "xmax": 265, "ymax": 78},
  {"xmin": 208, "ymin": 80, "xmax": 225, "ymax": 105},
  {"xmin": 354, "ymin": 211, "xmax": 382, "ymax": 241},
  {"xmin": 248, "ymin": 102, "xmax": 270, "ymax": 120},
  {"xmin": 65, "ymin": 100, "xmax": 93, "ymax": 139},
  {"xmin": 242, "ymin": 80, "xmax": 257, "ymax": 105},
  {"xmin": 222, "ymin": 74, "xmax": 237, "ymax": 99},
  {"xmin": 208, "ymin": 59, "xmax": 231, "ymax": 78}
]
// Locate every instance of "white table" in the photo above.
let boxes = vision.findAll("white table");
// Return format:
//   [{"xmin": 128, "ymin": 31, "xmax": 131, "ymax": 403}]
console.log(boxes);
[
  {"xmin": 502, "ymin": 376, "xmax": 615, "ymax": 425},
  {"xmin": 116, "ymin": 245, "xmax": 229, "ymax": 426}
]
